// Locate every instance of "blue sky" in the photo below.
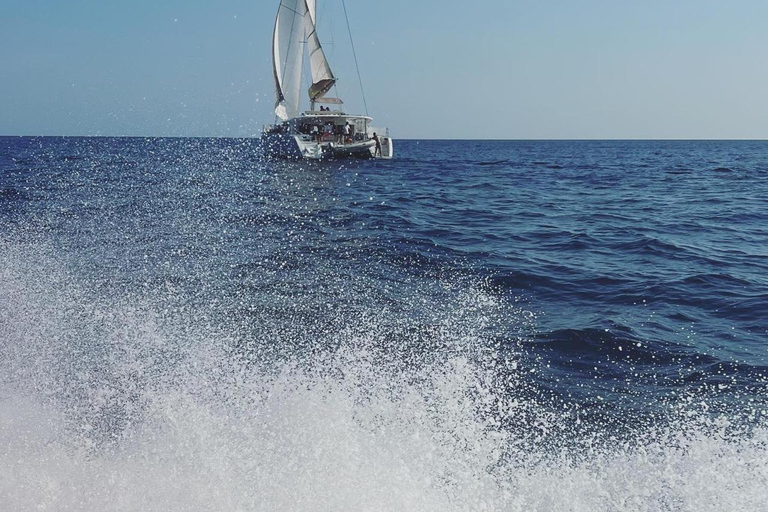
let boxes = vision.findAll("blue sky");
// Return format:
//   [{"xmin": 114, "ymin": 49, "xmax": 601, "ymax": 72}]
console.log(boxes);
[{"xmin": 2, "ymin": 0, "xmax": 767, "ymax": 139}]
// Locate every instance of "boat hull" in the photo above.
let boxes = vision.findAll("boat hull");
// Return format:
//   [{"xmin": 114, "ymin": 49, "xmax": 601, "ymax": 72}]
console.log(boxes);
[
  {"xmin": 261, "ymin": 132, "xmax": 320, "ymax": 159},
  {"xmin": 261, "ymin": 133, "xmax": 392, "ymax": 160}
]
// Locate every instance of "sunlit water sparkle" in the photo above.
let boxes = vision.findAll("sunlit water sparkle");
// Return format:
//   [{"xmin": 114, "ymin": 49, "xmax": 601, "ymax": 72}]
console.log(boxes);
[{"xmin": 1, "ymin": 137, "xmax": 767, "ymax": 511}]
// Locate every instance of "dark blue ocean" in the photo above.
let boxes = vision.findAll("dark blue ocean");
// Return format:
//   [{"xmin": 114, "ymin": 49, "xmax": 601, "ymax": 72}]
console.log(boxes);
[{"xmin": 1, "ymin": 136, "xmax": 767, "ymax": 510}]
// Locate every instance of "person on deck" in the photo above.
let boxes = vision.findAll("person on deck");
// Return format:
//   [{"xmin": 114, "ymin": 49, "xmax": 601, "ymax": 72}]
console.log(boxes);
[
  {"xmin": 373, "ymin": 132, "xmax": 382, "ymax": 157},
  {"xmin": 343, "ymin": 122, "xmax": 352, "ymax": 144}
]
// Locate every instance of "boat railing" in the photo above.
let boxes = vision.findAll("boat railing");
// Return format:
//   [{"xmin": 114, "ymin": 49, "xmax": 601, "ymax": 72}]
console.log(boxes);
[{"xmin": 303, "ymin": 110, "xmax": 347, "ymax": 116}]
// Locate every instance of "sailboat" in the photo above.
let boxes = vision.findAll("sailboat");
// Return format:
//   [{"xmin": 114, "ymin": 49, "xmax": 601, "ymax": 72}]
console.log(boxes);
[{"xmin": 262, "ymin": 0, "xmax": 393, "ymax": 160}]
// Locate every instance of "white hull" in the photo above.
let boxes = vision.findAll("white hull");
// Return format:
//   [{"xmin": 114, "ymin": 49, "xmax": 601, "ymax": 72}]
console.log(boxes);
[{"xmin": 262, "ymin": 113, "xmax": 393, "ymax": 160}]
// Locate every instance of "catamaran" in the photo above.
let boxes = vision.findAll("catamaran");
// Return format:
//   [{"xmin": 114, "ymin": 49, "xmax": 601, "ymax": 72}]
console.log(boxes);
[{"xmin": 262, "ymin": 0, "xmax": 393, "ymax": 160}]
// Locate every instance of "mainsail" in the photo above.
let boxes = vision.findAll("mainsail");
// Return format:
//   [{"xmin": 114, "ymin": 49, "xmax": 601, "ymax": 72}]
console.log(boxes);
[
  {"xmin": 273, "ymin": 0, "xmax": 308, "ymax": 120},
  {"xmin": 272, "ymin": 0, "xmax": 337, "ymax": 120}
]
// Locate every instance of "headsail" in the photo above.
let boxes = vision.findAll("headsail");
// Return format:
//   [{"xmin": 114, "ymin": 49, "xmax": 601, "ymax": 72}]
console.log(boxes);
[
  {"xmin": 272, "ymin": 0, "xmax": 308, "ymax": 120},
  {"xmin": 305, "ymin": 1, "xmax": 337, "ymax": 102}
]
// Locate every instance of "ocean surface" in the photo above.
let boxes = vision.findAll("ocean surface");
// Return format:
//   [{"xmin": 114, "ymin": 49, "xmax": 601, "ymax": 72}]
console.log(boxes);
[{"xmin": 1, "ymin": 136, "xmax": 767, "ymax": 510}]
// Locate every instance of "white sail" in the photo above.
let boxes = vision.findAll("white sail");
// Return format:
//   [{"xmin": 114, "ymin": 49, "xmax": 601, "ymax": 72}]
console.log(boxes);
[
  {"xmin": 306, "ymin": 0, "xmax": 317, "ymax": 19},
  {"xmin": 272, "ymin": 0, "xmax": 308, "ymax": 120},
  {"xmin": 304, "ymin": 1, "xmax": 336, "ymax": 102}
]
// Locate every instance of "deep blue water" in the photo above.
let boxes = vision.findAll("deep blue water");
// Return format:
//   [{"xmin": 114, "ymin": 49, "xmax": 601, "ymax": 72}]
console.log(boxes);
[{"xmin": 1, "ymin": 136, "xmax": 767, "ymax": 510}]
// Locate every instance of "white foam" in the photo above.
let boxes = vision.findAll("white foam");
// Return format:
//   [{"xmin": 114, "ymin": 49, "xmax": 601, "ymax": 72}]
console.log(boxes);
[{"xmin": 1, "ymin": 239, "xmax": 767, "ymax": 511}]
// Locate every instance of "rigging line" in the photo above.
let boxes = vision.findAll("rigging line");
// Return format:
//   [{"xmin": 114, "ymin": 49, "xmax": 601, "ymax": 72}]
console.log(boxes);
[
  {"xmin": 341, "ymin": 0, "xmax": 368, "ymax": 116},
  {"xmin": 281, "ymin": 1, "xmax": 307, "ymax": 18}
]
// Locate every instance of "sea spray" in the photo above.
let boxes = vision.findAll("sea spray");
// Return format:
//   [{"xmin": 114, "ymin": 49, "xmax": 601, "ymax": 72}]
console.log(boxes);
[{"xmin": 2, "ymin": 236, "xmax": 767, "ymax": 511}]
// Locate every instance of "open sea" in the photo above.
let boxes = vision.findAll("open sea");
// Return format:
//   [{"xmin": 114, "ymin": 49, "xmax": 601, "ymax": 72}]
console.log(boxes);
[{"xmin": 1, "ymin": 136, "xmax": 767, "ymax": 511}]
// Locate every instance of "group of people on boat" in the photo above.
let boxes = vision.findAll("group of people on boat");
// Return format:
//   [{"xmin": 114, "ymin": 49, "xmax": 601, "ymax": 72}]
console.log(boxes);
[
  {"xmin": 298, "ymin": 120, "xmax": 359, "ymax": 145},
  {"xmin": 266, "ymin": 117, "xmax": 384, "ymax": 157}
]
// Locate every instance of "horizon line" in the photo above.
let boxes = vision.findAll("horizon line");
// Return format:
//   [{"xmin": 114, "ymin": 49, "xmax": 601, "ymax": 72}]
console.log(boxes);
[{"xmin": 1, "ymin": 134, "xmax": 767, "ymax": 142}]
